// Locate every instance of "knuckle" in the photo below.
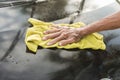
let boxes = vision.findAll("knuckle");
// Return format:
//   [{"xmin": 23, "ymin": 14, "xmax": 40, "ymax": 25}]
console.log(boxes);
[
  {"xmin": 61, "ymin": 32, "xmax": 69, "ymax": 38},
  {"xmin": 61, "ymin": 29, "xmax": 67, "ymax": 32},
  {"xmin": 70, "ymin": 35, "xmax": 77, "ymax": 41},
  {"xmin": 62, "ymin": 32, "xmax": 67, "ymax": 36},
  {"xmin": 72, "ymin": 38, "xmax": 76, "ymax": 42}
]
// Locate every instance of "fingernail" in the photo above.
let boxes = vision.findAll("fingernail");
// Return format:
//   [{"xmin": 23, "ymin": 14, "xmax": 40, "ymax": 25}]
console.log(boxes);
[
  {"xmin": 43, "ymin": 31, "xmax": 46, "ymax": 34},
  {"xmin": 42, "ymin": 37, "xmax": 46, "ymax": 40},
  {"xmin": 59, "ymin": 43, "xmax": 62, "ymax": 46},
  {"xmin": 47, "ymin": 42, "xmax": 52, "ymax": 46}
]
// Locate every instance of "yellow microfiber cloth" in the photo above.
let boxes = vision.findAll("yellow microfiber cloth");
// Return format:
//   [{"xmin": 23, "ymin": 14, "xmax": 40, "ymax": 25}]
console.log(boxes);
[{"xmin": 25, "ymin": 18, "xmax": 106, "ymax": 53}]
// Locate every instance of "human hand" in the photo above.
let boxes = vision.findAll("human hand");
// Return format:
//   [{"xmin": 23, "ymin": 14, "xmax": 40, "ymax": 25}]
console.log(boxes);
[{"xmin": 42, "ymin": 25, "xmax": 84, "ymax": 46}]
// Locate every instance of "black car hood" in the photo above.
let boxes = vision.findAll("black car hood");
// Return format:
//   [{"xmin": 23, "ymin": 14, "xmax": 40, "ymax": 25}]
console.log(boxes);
[{"xmin": 0, "ymin": 2, "xmax": 120, "ymax": 80}]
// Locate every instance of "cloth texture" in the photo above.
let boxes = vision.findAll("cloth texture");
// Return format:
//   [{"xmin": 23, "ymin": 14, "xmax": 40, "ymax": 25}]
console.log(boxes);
[{"xmin": 25, "ymin": 18, "xmax": 106, "ymax": 53}]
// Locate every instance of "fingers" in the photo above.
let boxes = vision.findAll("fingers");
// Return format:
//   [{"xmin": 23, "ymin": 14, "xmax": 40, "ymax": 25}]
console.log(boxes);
[
  {"xmin": 59, "ymin": 38, "xmax": 76, "ymax": 46},
  {"xmin": 47, "ymin": 34, "xmax": 67, "ymax": 46},
  {"xmin": 42, "ymin": 31, "xmax": 61, "ymax": 40},
  {"xmin": 44, "ymin": 29, "xmax": 61, "ymax": 34},
  {"xmin": 44, "ymin": 25, "xmax": 70, "ymax": 35},
  {"xmin": 42, "ymin": 25, "xmax": 81, "ymax": 46},
  {"xmin": 43, "ymin": 29, "xmax": 68, "ymax": 40},
  {"xmin": 44, "ymin": 26, "xmax": 69, "ymax": 34}
]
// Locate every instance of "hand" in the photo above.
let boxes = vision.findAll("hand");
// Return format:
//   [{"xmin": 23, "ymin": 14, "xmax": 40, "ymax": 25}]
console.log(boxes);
[{"xmin": 42, "ymin": 26, "xmax": 84, "ymax": 46}]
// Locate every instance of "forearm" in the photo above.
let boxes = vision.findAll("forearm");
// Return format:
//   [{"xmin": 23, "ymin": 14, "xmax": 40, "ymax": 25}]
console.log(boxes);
[{"xmin": 79, "ymin": 11, "xmax": 120, "ymax": 36}]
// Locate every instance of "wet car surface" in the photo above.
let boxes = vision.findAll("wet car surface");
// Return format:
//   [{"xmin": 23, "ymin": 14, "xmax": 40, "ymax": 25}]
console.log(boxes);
[{"xmin": 0, "ymin": 1, "xmax": 120, "ymax": 80}]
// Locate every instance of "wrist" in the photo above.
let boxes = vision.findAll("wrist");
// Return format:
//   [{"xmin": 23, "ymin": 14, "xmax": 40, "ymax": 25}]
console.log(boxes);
[{"xmin": 76, "ymin": 27, "xmax": 88, "ymax": 38}]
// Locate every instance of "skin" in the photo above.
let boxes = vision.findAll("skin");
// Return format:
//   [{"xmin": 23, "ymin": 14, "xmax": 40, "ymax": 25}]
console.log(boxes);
[{"xmin": 42, "ymin": 11, "xmax": 120, "ymax": 46}]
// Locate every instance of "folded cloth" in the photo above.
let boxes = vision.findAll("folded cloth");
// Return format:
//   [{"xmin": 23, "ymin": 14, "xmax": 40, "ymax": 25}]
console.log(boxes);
[{"xmin": 25, "ymin": 18, "xmax": 106, "ymax": 53}]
